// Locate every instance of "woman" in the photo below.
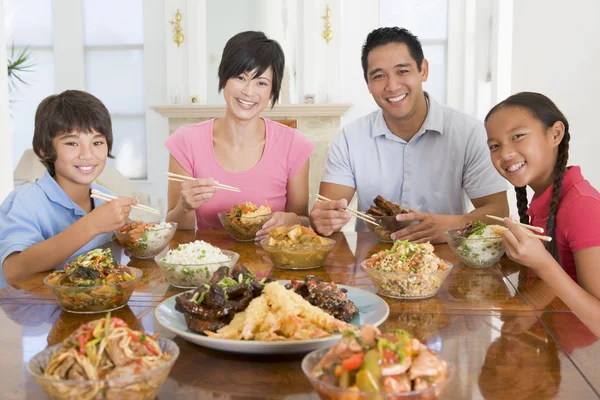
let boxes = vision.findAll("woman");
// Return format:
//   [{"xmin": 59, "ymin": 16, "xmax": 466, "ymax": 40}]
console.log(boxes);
[{"xmin": 165, "ymin": 31, "xmax": 313, "ymax": 239}]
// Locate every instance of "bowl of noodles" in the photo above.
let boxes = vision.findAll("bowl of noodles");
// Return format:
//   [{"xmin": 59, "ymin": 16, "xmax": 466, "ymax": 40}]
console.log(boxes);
[{"xmin": 28, "ymin": 314, "xmax": 179, "ymax": 400}]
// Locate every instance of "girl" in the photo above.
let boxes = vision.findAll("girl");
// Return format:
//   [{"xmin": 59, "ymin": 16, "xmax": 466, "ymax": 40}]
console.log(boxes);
[
  {"xmin": 485, "ymin": 92, "xmax": 600, "ymax": 336},
  {"xmin": 165, "ymin": 31, "xmax": 313, "ymax": 239}
]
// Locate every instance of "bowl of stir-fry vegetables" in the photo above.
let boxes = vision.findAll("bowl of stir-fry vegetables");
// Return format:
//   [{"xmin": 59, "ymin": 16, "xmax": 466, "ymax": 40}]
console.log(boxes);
[
  {"xmin": 28, "ymin": 314, "xmax": 179, "ymax": 400},
  {"xmin": 44, "ymin": 248, "xmax": 142, "ymax": 314},
  {"xmin": 114, "ymin": 221, "xmax": 177, "ymax": 259},
  {"xmin": 302, "ymin": 325, "xmax": 453, "ymax": 399},
  {"xmin": 218, "ymin": 201, "xmax": 272, "ymax": 241}
]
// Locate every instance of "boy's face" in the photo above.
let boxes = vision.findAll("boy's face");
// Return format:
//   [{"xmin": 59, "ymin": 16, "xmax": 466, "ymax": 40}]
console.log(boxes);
[
  {"xmin": 366, "ymin": 42, "xmax": 428, "ymax": 123},
  {"xmin": 50, "ymin": 131, "xmax": 108, "ymax": 187}
]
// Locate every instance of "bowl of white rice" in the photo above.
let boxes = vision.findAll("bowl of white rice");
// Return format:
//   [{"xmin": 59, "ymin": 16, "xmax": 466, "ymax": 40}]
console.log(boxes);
[
  {"xmin": 154, "ymin": 241, "xmax": 239, "ymax": 288},
  {"xmin": 445, "ymin": 221, "xmax": 506, "ymax": 268},
  {"xmin": 114, "ymin": 221, "xmax": 177, "ymax": 259}
]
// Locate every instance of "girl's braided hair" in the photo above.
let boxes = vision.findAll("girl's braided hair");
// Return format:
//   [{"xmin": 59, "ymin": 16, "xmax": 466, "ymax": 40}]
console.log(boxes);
[{"xmin": 485, "ymin": 92, "xmax": 570, "ymax": 262}]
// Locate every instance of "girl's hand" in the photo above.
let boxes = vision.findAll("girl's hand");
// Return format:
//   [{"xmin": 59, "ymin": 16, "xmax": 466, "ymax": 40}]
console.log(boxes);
[
  {"xmin": 255, "ymin": 212, "xmax": 302, "ymax": 241},
  {"xmin": 502, "ymin": 218, "xmax": 554, "ymax": 271},
  {"xmin": 87, "ymin": 197, "xmax": 138, "ymax": 234},
  {"xmin": 179, "ymin": 178, "xmax": 218, "ymax": 211}
]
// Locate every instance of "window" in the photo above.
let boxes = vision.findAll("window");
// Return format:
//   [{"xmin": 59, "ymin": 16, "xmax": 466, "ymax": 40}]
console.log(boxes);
[
  {"xmin": 4, "ymin": 0, "xmax": 55, "ymax": 171},
  {"xmin": 379, "ymin": 0, "xmax": 449, "ymax": 103},
  {"xmin": 83, "ymin": 0, "xmax": 146, "ymax": 179}
]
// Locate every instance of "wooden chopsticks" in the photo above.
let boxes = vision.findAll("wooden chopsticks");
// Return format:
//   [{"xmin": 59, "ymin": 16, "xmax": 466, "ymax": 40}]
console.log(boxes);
[
  {"xmin": 90, "ymin": 189, "xmax": 160, "ymax": 215},
  {"xmin": 494, "ymin": 225, "xmax": 552, "ymax": 242},
  {"xmin": 486, "ymin": 215, "xmax": 545, "ymax": 233},
  {"xmin": 485, "ymin": 215, "xmax": 552, "ymax": 242},
  {"xmin": 316, "ymin": 194, "xmax": 380, "ymax": 227},
  {"xmin": 166, "ymin": 172, "xmax": 241, "ymax": 193}
]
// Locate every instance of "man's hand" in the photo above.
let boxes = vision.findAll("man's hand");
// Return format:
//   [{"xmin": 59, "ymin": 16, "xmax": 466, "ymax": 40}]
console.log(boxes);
[
  {"xmin": 309, "ymin": 199, "xmax": 351, "ymax": 236},
  {"xmin": 392, "ymin": 210, "xmax": 457, "ymax": 243},
  {"xmin": 86, "ymin": 197, "xmax": 138, "ymax": 235},
  {"xmin": 255, "ymin": 212, "xmax": 302, "ymax": 241}
]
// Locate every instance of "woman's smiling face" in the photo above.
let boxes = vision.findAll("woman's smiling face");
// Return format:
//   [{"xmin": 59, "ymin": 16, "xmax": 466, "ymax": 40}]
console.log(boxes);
[{"xmin": 222, "ymin": 68, "xmax": 273, "ymax": 120}]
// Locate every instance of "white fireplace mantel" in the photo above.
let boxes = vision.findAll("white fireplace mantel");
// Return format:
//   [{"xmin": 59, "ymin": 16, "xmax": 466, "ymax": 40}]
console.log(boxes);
[{"xmin": 150, "ymin": 103, "xmax": 352, "ymax": 119}]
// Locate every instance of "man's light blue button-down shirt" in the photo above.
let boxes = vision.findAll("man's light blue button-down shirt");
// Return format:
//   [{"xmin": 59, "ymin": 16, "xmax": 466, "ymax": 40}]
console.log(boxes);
[
  {"xmin": 322, "ymin": 94, "xmax": 507, "ymax": 230},
  {"xmin": 0, "ymin": 171, "xmax": 115, "ymax": 287}
]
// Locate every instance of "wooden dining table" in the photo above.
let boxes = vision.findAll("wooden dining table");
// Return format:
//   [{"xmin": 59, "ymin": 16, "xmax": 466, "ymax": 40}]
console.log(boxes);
[{"xmin": 1, "ymin": 230, "xmax": 599, "ymax": 399}]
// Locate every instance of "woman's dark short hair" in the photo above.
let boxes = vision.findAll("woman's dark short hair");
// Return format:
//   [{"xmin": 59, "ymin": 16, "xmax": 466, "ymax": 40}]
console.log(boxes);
[
  {"xmin": 32, "ymin": 90, "xmax": 113, "ymax": 176},
  {"xmin": 361, "ymin": 27, "xmax": 424, "ymax": 82},
  {"xmin": 218, "ymin": 31, "xmax": 285, "ymax": 106}
]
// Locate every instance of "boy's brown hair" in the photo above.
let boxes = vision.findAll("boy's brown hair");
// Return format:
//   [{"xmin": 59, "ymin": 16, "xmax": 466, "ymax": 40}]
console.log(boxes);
[{"xmin": 32, "ymin": 90, "xmax": 114, "ymax": 176}]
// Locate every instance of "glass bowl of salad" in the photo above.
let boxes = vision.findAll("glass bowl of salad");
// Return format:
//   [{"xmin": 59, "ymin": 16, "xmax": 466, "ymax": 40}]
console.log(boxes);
[
  {"xmin": 302, "ymin": 325, "xmax": 453, "ymax": 399},
  {"xmin": 218, "ymin": 201, "xmax": 272, "ymax": 241},
  {"xmin": 154, "ymin": 240, "xmax": 239, "ymax": 288},
  {"xmin": 259, "ymin": 225, "xmax": 335, "ymax": 269},
  {"xmin": 114, "ymin": 221, "xmax": 177, "ymax": 259},
  {"xmin": 44, "ymin": 248, "xmax": 142, "ymax": 314},
  {"xmin": 445, "ymin": 221, "xmax": 506, "ymax": 268},
  {"xmin": 360, "ymin": 241, "xmax": 453, "ymax": 299}
]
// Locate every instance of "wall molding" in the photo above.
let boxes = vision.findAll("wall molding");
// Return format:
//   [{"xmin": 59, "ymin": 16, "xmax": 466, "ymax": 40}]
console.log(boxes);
[{"xmin": 151, "ymin": 103, "xmax": 352, "ymax": 118}]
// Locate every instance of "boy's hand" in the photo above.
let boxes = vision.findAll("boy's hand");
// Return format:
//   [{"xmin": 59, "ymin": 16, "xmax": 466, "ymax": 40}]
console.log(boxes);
[
  {"xmin": 179, "ymin": 178, "xmax": 218, "ymax": 211},
  {"xmin": 87, "ymin": 197, "xmax": 138, "ymax": 234}
]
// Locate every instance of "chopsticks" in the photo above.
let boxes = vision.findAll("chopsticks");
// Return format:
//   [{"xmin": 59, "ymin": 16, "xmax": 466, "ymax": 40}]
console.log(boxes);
[
  {"xmin": 486, "ymin": 215, "xmax": 545, "ymax": 233},
  {"xmin": 494, "ymin": 225, "xmax": 552, "ymax": 242},
  {"xmin": 90, "ymin": 189, "xmax": 160, "ymax": 215},
  {"xmin": 166, "ymin": 172, "xmax": 241, "ymax": 192},
  {"xmin": 316, "ymin": 194, "xmax": 380, "ymax": 227}
]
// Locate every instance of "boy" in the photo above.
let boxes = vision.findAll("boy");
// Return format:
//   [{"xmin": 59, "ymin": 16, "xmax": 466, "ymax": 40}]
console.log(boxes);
[{"xmin": 0, "ymin": 90, "xmax": 137, "ymax": 286}]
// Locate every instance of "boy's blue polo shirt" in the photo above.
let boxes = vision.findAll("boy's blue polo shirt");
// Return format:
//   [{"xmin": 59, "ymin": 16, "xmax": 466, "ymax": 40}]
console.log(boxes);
[{"xmin": 0, "ymin": 171, "xmax": 115, "ymax": 287}]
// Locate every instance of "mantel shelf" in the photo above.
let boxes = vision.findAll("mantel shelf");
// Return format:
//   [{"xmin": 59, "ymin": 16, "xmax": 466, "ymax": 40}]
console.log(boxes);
[{"xmin": 150, "ymin": 103, "xmax": 352, "ymax": 119}]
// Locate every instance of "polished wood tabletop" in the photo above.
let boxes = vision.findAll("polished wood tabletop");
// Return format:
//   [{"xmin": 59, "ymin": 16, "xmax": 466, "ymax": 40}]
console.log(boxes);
[{"xmin": 1, "ymin": 231, "xmax": 599, "ymax": 399}]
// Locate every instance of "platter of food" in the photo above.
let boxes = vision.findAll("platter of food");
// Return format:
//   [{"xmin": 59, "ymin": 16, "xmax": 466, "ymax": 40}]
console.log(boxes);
[{"xmin": 154, "ymin": 268, "xmax": 389, "ymax": 354}]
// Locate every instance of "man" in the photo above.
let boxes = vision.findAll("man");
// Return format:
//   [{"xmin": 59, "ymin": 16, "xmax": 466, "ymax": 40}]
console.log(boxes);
[{"xmin": 310, "ymin": 27, "xmax": 508, "ymax": 242}]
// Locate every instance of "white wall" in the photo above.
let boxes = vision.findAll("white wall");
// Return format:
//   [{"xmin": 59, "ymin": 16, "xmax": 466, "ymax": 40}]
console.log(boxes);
[
  {"xmin": 339, "ymin": 0, "xmax": 379, "ymax": 126},
  {"xmin": 0, "ymin": 0, "xmax": 13, "ymax": 202},
  {"xmin": 510, "ymin": 0, "xmax": 600, "ymax": 194}
]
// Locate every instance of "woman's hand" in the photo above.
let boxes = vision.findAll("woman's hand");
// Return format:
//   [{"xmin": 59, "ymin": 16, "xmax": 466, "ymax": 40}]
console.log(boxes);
[
  {"xmin": 255, "ymin": 212, "xmax": 302, "ymax": 241},
  {"xmin": 179, "ymin": 178, "xmax": 218, "ymax": 211},
  {"xmin": 502, "ymin": 218, "xmax": 554, "ymax": 271}
]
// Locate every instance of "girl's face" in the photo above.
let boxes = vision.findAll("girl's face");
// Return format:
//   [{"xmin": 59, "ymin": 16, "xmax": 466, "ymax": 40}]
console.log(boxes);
[
  {"xmin": 485, "ymin": 106, "xmax": 564, "ymax": 194},
  {"xmin": 49, "ymin": 131, "xmax": 108, "ymax": 188},
  {"xmin": 223, "ymin": 68, "xmax": 273, "ymax": 120}
]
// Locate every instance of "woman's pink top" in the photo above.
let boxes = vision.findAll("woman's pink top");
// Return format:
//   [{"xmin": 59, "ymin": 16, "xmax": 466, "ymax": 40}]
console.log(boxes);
[{"xmin": 165, "ymin": 118, "xmax": 314, "ymax": 229}]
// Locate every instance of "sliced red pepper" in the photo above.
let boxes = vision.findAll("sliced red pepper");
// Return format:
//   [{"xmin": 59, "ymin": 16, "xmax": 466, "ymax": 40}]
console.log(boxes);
[
  {"xmin": 342, "ymin": 352, "xmax": 364, "ymax": 371},
  {"xmin": 110, "ymin": 317, "xmax": 128, "ymax": 328},
  {"xmin": 144, "ymin": 342, "xmax": 159, "ymax": 356},
  {"xmin": 129, "ymin": 332, "xmax": 140, "ymax": 342},
  {"xmin": 78, "ymin": 335, "xmax": 86, "ymax": 355}
]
